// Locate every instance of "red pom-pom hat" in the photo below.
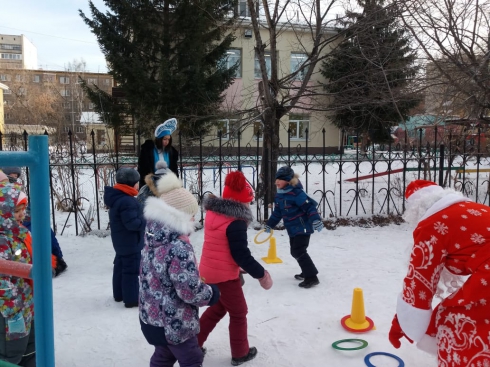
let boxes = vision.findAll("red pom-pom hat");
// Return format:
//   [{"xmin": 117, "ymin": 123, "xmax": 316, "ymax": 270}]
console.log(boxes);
[{"xmin": 222, "ymin": 171, "xmax": 254, "ymax": 203}]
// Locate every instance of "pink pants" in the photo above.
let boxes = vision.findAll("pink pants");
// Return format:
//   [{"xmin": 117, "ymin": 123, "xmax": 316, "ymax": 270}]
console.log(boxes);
[{"xmin": 197, "ymin": 278, "xmax": 249, "ymax": 358}]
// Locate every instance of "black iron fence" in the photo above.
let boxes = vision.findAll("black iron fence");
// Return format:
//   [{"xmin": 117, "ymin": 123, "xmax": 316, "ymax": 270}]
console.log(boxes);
[{"xmin": 1, "ymin": 126, "xmax": 490, "ymax": 236}]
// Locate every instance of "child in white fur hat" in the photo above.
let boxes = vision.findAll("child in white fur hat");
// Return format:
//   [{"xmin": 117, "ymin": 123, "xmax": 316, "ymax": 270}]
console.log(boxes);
[{"xmin": 139, "ymin": 172, "xmax": 220, "ymax": 367}]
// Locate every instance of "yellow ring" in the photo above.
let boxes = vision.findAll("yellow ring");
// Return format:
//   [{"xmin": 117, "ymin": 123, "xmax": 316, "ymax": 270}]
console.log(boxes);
[{"xmin": 254, "ymin": 229, "xmax": 273, "ymax": 244}]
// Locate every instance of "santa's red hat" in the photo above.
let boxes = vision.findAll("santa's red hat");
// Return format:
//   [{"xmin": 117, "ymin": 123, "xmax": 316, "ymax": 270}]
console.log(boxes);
[
  {"xmin": 405, "ymin": 180, "xmax": 442, "ymax": 200},
  {"xmin": 222, "ymin": 171, "xmax": 254, "ymax": 203}
]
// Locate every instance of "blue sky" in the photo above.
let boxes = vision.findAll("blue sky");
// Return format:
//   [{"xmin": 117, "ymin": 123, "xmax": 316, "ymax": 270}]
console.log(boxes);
[{"xmin": 1, "ymin": 0, "xmax": 108, "ymax": 73}]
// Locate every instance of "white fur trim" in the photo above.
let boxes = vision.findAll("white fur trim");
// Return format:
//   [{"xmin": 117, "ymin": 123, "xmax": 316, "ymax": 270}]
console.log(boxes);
[
  {"xmin": 396, "ymin": 294, "xmax": 432, "ymax": 342},
  {"xmin": 407, "ymin": 185, "xmax": 443, "ymax": 204},
  {"xmin": 416, "ymin": 334, "xmax": 438, "ymax": 356},
  {"xmin": 156, "ymin": 172, "xmax": 182, "ymax": 195},
  {"xmin": 144, "ymin": 197, "xmax": 195, "ymax": 234},
  {"xmin": 419, "ymin": 193, "xmax": 469, "ymax": 223}
]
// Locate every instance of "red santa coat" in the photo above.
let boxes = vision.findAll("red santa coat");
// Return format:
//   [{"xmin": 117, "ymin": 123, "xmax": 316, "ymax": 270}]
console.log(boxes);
[{"xmin": 398, "ymin": 194, "xmax": 490, "ymax": 366}]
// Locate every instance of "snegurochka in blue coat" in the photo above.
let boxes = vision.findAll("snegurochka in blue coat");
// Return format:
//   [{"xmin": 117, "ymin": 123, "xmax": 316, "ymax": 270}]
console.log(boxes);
[
  {"xmin": 265, "ymin": 166, "xmax": 325, "ymax": 289},
  {"xmin": 103, "ymin": 167, "xmax": 146, "ymax": 308}
]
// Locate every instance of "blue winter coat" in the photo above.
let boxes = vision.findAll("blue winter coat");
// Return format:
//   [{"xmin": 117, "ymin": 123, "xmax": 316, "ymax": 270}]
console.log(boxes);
[
  {"xmin": 104, "ymin": 186, "xmax": 146, "ymax": 256},
  {"xmin": 266, "ymin": 178, "xmax": 321, "ymax": 237}
]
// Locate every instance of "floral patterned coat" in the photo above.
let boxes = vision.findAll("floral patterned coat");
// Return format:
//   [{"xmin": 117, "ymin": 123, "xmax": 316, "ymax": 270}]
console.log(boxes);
[
  {"xmin": 397, "ymin": 194, "xmax": 490, "ymax": 366},
  {"xmin": 0, "ymin": 183, "xmax": 34, "ymax": 340}
]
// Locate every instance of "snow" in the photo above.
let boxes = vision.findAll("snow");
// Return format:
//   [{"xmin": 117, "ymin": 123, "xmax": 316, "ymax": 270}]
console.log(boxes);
[{"xmin": 52, "ymin": 215, "xmax": 436, "ymax": 366}]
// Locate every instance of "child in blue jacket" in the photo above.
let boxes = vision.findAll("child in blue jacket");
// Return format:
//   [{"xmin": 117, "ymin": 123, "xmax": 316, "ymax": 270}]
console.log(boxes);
[
  {"xmin": 104, "ymin": 167, "xmax": 146, "ymax": 308},
  {"xmin": 265, "ymin": 166, "xmax": 324, "ymax": 288}
]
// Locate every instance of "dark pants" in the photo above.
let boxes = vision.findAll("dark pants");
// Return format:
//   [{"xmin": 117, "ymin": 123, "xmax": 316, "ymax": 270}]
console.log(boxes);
[
  {"xmin": 0, "ymin": 319, "xmax": 36, "ymax": 367},
  {"xmin": 150, "ymin": 336, "xmax": 203, "ymax": 367},
  {"xmin": 198, "ymin": 278, "xmax": 249, "ymax": 358},
  {"xmin": 113, "ymin": 253, "xmax": 141, "ymax": 305},
  {"xmin": 290, "ymin": 235, "xmax": 318, "ymax": 278}
]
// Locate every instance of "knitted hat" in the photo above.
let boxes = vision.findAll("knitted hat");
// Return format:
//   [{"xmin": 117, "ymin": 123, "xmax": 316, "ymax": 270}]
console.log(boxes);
[
  {"xmin": 405, "ymin": 180, "xmax": 443, "ymax": 201},
  {"xmin": 115, "ymin": 167, "xmax": 140, "ymax": 186},
  {"xmin": 154, "ymin": 161, "xmax": 169, "ymax": 175},
  {"xmin": 155, "ymin": 118, "xmax": 178, "ymax": 139},
  {"xmin": 222, "ymin": 171, "xmax": 254, "ymax": 203},
  {"xmin": 157, "ymin": 172, "xmax": 199, "ymax": 216},
  {"xmin": 275, "ymin": 166, "xmax": 294, "ymax": 182},
  {"xmin": 16, "ymin": 192, "xmax": 27, "ymax": 207},
  {"xmin": 1, "ymin": 167, "xmax": 21, "ymax": 177}
]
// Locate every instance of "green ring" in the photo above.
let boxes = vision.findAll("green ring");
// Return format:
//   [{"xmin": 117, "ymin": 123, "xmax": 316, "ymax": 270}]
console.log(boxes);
[{"xmin": 331, "ymin": 338, "xmax": 368, "ymax": 351}]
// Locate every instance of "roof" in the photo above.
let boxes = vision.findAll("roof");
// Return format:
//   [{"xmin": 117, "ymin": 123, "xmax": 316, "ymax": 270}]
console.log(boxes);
[
  {"xmin": 80, "ymin": 112, "xmax": 103, "ymax": 124},
  {"xmin": 398, "ymin": 115, "xmax": 447, "ymax": 131}
]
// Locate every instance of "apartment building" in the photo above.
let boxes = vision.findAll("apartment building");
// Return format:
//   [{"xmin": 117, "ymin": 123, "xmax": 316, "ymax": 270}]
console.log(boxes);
[
  {"xmin": 0, "ymin": 67, "xmax": 113, "ymax": 143},
  {"xmin": 0, "ymin": 34, "xmax": 37, "ymax": 70}
]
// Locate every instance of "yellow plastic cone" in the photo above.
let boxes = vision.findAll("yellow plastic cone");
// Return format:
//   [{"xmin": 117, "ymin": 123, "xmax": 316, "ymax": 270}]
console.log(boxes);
[
  {"xmin": 262, "ymin": 236, "xmax": 282, "ymax": 264},
  {"xmin": 340, "ymin": 288, "xmax": 374, "ymax": 332}
]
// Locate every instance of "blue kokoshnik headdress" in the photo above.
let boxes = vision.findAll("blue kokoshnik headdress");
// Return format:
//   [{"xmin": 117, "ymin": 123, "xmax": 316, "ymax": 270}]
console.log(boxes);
[{"xmin": 154, "ymin": 118, "xmax": 178, "ymax": 138}]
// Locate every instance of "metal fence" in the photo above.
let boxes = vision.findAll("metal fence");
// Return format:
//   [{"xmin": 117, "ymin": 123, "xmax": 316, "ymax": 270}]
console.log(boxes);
[{"xmin": 2, "ymin": 126, "xmax": 490, "ymax": 236}]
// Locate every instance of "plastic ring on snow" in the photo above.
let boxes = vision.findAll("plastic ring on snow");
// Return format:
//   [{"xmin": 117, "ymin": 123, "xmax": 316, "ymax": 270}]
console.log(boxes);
[
  {"xmin": 331, "ymin": 338, "xmax": 368, "ymax": 351},
  {"xmin": 254, "ymin": 229, "xmax": 273, "ymax": 244},
  {"xmin": 364, "ymin": 352, "xmax": 404, "ymax": 367}
]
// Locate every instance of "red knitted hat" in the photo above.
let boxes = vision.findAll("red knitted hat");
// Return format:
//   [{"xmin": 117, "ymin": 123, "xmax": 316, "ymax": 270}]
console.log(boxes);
[
  {"xmin": 222, "ymin": 171, "xmax": 254, "ymax": 203},
  {"xmin": 405, "ymin": 180, "xmax": 438, "ymax": 199}
]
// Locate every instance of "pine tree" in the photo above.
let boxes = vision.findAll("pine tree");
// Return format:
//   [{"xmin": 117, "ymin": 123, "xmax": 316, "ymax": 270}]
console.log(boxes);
[
  {"xmin": 79, "ymin": 0, "xmax": 237, "ymax": 137},
  {"xmin": 321, "ymin": 0, "xmax": 420, "ymax": 144}
]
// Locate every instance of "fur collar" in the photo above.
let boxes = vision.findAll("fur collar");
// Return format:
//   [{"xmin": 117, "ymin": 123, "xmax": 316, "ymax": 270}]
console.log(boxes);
[
  {"xmin": 203, "ymin": 194, "xmax": 254, "ymax": 223},
  {"xmin": 144, "ymin": 196, "xmax": 195, "ymax": 234},
  {"xmin": 144, "ymin": 174, "xmax": 159, "ymax": 197}
]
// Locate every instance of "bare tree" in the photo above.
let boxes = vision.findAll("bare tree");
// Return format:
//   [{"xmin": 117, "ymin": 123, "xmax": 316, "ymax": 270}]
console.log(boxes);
[{"xmin": 245, "ymin": 0, "xmax": 343, "ymax": 203}]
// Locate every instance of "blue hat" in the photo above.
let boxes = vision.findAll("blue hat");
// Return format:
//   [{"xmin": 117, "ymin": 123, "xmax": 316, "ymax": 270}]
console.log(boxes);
[
  {"xmin": 275, "ymin": 166, "xmax": 294, "ymax": 181},
  {"xmin": 155, "ymin": 118, "xmax": 178, "ymax": 139}
]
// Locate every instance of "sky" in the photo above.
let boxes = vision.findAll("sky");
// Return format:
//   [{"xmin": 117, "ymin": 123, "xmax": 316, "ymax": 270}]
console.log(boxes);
[{"xmin": 1, "ymin": 0, "xmax": 108, "ymax": 73}]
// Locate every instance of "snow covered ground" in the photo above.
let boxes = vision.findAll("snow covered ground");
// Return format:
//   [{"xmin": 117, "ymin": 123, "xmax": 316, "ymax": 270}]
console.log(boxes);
[{"xmin": 52, "ymin": 214, "xmax": 437, "ymax": 367}]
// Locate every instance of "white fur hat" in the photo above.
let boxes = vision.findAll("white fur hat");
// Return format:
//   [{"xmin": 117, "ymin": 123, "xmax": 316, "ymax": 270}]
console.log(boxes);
[{"xmin": 156, "ymin": 172, "xmax": 199, "ymax": 217}]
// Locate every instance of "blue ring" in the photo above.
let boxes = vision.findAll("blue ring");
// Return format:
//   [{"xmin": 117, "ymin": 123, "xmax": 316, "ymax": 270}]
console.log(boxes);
[{"xmin": 364, "ymin": 352, "xmax": 404, "ymax": 367}]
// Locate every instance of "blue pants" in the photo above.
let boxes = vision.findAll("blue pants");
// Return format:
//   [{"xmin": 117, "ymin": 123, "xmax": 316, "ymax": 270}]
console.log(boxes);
[
  {"xmin": 113, "ymin": 253, "xmax": 141, "ymax": 305},
  {"xmin": 150, "ymin": 336, "xmax": 203, "ymax": 367}
]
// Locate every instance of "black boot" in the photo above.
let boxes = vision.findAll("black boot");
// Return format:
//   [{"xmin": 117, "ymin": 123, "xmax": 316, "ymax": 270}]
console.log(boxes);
[
  {"xmin": 54, "ymin": 257, "xmax": 68, "ymax": 277},
  {"xmin": 294, "ymin": 273, "xmax": 304, "ymax": 280},
  {"xmin": 124, "ymin": 302, "xmax": 138, "ymax": 308},
  {"xmin": 231, "ymin": 347, "xmax": 257, "ymax": 366},
  {"xmin": 298, "ymin": 276, "xmax": 319, "ymax": 288}
]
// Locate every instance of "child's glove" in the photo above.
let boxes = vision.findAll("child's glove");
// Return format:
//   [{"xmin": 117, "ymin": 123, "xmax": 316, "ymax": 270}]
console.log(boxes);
[
  {"xmin": 312, "ymin": 220, "xmax": 324, "ymax": 232},
  {"xmin": 264, "ymin": 225, "xmax": 272, "ymax": 234},
  {"xmin": 389, "ymin": 314, "xmax": 413, "ymax": 348},
  {"xmin": 259, "ymin": 270, "xmax": 273, "ymax": 290}
]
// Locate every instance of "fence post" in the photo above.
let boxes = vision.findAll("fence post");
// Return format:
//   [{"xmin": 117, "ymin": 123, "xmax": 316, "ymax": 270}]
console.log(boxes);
[
  {"xmin": 439, "ymin": 143, "xmax": 445, "ymax": 187},
  {"xmin": 91, "ymin": 130, "xmax": 101, "ymax": 230},
  {"xmin": 68, "ymin": 130, "xmax": 79, "ymax": 235},
  {"xmin": 23, "ymin": 130, "xmax": 30, "ymax": 197}
]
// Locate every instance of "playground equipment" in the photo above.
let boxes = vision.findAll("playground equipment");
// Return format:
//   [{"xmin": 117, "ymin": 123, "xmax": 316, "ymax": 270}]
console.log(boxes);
[
  {"xmin": 331, "ymin": 338, "xmax": 368, "ymax": 351},
  {"xmin": 341, "ymin": 288, "xmax": 374, "ymax": 333},
  {"xmin": 0, "ymin": 135, "xmax": 54, "ymax": 367},
  {"xmin": 254, "ymin": 229, "xmax": 282, "ymax": 264},
  {"xmin": 364, "ymin": 352, "xmax": 405, "ymax": 367}
]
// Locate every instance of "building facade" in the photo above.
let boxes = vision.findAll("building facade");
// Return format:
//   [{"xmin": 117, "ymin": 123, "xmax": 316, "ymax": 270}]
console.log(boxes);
[{"xmin": 0, "ymin": 34, "xmax": 37, "ymax": 70}]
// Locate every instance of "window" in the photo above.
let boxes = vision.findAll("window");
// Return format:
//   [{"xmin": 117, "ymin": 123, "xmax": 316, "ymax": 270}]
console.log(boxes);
[
  {"xmin": 59, "ymin": 77, "xmax": 70, "ymax": 84},
  {"xmin": 87, "ymin": 78, "xmax": 97, "ymax": 85},
  {"xmin": 18, "ymin": 87, "xmax": 26, "ymax": 96},
  {"xmin": 3, "ymin": 89, "xmax": 11, "ymax": 94},
  {"xmin": 33, "ymin": 75, "xmax": 40, "ymax": 83},
  {"xmin": 97, "ymin": 129, "xmax": 106, "ymax": 145},
  {"xmin": 63, "ymin": 102, "xmax": 71, "ymax": 109},
  {"xmin": 290, "ymin": 53, "xmax": 308, "ymax": 80},
  {"xmin": 289, "ymin": 115, "xmax": 309, "ymax": 139},
  {"xmin": 216, "ymin": 119, "xmax": 237, "ymax": 139},
  {"xmin": 254, "ymin": 51, "xmax": 271, "ymax": 78},
  {"xmin": 253, "ymin": 121, "xmax": 263, "ymax": 140},
  {"xmin": 61, "ymin": 89, "xmax": 70, "ymax": 97},
  {"xmin": 43, "ymin": 74, "xmax": 55, "ymax": 83},
  {"xmin": 63, "ymin": 126, "xmax": 70, "ymax": 133},
  {"xmin": 237, "ymin": 0, "xmax": 259, "ymax": 17},
  {"xmin": 0, "ymin": 74, "xmax": 10, "ymax": 81},
  {"xmin": 0, "ymin": 44, "xmax": 21, "ymax": 51},
  {"xmin": 4, "ymin": 113, "xmax": 12, "ymax": 120},
  {"xmin": 224, "ymin": 49, "xmax": 241, "ymax": 78},
  {"xmin": 75, "ymin": 126, "xmax": 84, "ymax": 133},
  {"xmin": 103, "ymin": 79, "xmax": 111, "ymax": 86},
  {"xmin": 0, "ymin": 53, "xmax": 22, "ymax": 60}
]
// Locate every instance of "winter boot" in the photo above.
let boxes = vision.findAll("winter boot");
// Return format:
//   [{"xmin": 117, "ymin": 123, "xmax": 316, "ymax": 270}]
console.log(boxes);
[
  {"xmin": 54, "ymin": 257, "xmax": 68, "ymax": 277},
  {"xmin": 124, "ymin": 302, "xmax": 138, "ymax": 308},
  {"xmin": 298, "ymin": 276, "xmax": 319, "ymax": 288},
  {"xmin": 231, "ymin": 347, "xmax": 257, "ymax": 366},
  {"xmin": 294, "ymin": 273, "xmax": 304, "ymax": 280}
]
